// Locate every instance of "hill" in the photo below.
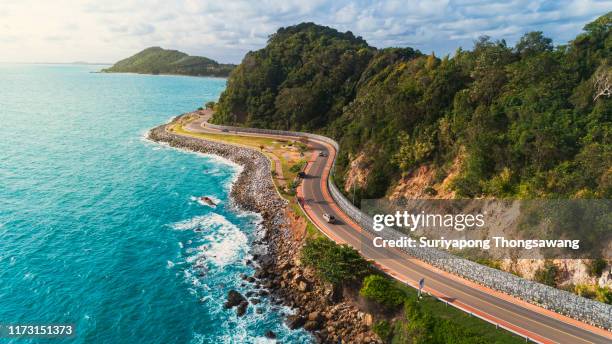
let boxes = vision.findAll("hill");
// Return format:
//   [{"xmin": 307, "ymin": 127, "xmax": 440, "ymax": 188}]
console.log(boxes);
[
  {"xmin": 102, "ymin": 47, "xmax": 235, "ymax": 77},
  {"xmin": 212, "ymin": 15, "xmax": 611, "ymax": 201}
]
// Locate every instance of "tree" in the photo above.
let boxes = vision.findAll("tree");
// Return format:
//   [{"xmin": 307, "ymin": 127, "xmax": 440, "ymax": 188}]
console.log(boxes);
[
  {"xmin": 593, "ymin": 67, "xmax": 612, "ymax": 101},
  {"xmin": 360, "ymin": 275, "xmax": 405, "ymax": 308},
  {"xmin": 515, "ymin": 31, "xmax": 553, "ymax": 57},
  {"xmin": 301, "ymin": 238, "xmax": 370, "ymax": 286}
]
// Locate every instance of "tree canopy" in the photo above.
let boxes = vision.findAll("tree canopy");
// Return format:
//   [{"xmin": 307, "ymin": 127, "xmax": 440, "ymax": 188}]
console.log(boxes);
[{"xmin": 214, "ymin": 13, "xmax": 611, "ymax": 200}]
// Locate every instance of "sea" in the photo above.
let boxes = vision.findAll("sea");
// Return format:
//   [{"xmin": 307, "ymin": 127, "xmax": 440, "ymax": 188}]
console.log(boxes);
[{"xmin": 0, "ymin": 64, "xmax": 311, "ymax": 343}]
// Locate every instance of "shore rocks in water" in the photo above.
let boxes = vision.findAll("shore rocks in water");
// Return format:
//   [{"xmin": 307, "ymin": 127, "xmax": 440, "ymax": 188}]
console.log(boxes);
[
  {"xmin": 264, "ymin": 330, "xmax": 276, "ymax": 339},
  {"xmin": 148, "ymin": 114, "xmax": 381, "ymax": 343},
  {"xmin": 236, "ymin": 301, "xmax": 248, "ymax": 317},
  {"xmin": 224, "ymin": 290, "xmax": 246, "ymax": 308},
  {"xmin": 286, "ymin": 315, "xmax": 306, "ymax": 330}
]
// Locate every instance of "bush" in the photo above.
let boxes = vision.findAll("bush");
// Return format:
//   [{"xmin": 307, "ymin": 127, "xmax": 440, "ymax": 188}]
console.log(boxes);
[
  {"xmin": 372, "ymin": 320, "xmax": 392, "ymax": 342},
  {"xmin": 587, "ymin": 258, "xmax": 607, "ymax": 277},
  {"xmin": 533, "ymin": 261, "xmax": 558, "ymax": 286},
  {"xmin": 301, "ymin": 238, "xmax": 370, "ymax": 286},
  {"xmin": 284, "ymin": 180, "xmax": 300, "ymax": 196},
  {"xmin": 424, "ymin": 186, "xmax": 437, "ymax": 196},
  {"xmin": 289, "ymin": 160, "xmax": 307, "ymax": 173},
  {"xmin": 574, "ymin": 284, "xmax": 596, "ymax": 298},
  {"xmin": 595, "ymin": 286, "xmax": 612, "ymax": 304},
  {"xmin": 360, "ymin": 275, "xmax": 405, "ymax": 308}
]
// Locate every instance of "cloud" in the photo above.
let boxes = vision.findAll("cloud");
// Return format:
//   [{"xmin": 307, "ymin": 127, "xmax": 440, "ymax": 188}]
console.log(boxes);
[{"xmin": 0, "ymin": 0, "xmax": 610, "ymax": 64}]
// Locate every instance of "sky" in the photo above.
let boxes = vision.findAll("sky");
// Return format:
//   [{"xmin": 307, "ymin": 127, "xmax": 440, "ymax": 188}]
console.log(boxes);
[{"xmin": 1, "ymin": 0, "xmax": 610, "ymax": 64}]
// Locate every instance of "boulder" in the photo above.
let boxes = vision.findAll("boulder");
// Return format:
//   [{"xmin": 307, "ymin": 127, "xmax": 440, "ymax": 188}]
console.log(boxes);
[
  {"xmin": 224, "ymin": 290, "xmax": 246, "ymax": 309},
  {"xmin": 264, "ymin": 330, "xmax": 277, "ymax": 339},
  {"xmin": 298, "ymin": 280, "xmax": 310, "ymax": 292},
  {"xmin": 236, "ymin": 301, "xmax": 248, "ymax": 317},
  {"xmin": 286, "ymin": 315, "xmax": 306, "ymax": 330},
  {"xmin": 308, "ymin": 311, "xmax": 322, "ymax": 322},
  {"xmin": 304, "ymin": 320, "xmax": 321, "ymax": 331}
]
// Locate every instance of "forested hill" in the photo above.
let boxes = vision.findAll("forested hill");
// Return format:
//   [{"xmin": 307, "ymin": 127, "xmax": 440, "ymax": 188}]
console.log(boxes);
[
  {"xmin": 212, "ymin": 16, "xmax": 612, "ymax": 201},
  {"xmin": 102, "ymin": 47, "xmax": 235, "ymax": 77}
]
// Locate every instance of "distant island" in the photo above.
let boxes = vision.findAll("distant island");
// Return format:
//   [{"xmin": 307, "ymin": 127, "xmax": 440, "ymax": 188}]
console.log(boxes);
[{"xmin": 101, "ymin": 47, "xmax": 235, "ymax": 77}]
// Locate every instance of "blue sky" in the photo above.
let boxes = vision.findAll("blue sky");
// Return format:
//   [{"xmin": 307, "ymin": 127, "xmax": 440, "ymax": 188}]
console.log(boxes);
[{"xmin": 1, "ymin": 0, "xmax": 610, "ymax": 64}]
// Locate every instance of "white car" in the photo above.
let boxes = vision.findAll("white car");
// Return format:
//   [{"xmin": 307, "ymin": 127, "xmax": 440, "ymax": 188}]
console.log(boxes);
[{"xmin": 323, "ymin": 213, "xmax": 336, "ymax": 224}]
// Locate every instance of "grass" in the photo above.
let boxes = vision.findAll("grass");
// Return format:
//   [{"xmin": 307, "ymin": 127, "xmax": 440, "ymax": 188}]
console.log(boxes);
[
  {"xmin": 176, "ymin": 117, "xmax": 524, "ymax": 342},
  {"xmin": 290, "ymin": 202, "xmax": 322, "ymax": 238},
  {"xmin": 174, "ymin": 118, "xmax": 322, "ymax": 239},
  {"xmin": 390, "ymin": 280, "xmax": 524, "ymax": 344}
]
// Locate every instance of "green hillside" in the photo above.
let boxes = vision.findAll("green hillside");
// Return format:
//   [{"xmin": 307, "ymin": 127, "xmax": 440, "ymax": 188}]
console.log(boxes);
[
  {"xmin": 102, "ymin": 47, "xmax": 235, "ymax": 77},
  {"xmin": 213, "ymin": 15, "xmax": 611, "ymax": 201}
]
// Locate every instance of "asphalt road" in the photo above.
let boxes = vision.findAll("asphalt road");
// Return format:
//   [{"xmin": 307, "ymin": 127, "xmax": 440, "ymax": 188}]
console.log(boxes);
[
  {"xmin": 301, "ymin": 140, "xmax": 611, "ymax": 344},
  {"xmin": 183, "ymin": 114, "xmax": 611, "ymax": 344}
]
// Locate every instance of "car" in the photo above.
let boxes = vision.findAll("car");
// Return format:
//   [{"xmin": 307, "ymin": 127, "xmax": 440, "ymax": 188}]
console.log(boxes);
[
  {"xmin": 297, "ymin": 171, "xmax": 306, "ymax": 178},
  {"xmin": 318, "ymin": 151, "xmax": 328, "ymax": 157},
  {"xmin": 221, "ymin": 128, "xmax": 229, "ymax": 132},
  {"xmin": 323, "ymin": 213, "xmax": 336, "ymax": 224}
]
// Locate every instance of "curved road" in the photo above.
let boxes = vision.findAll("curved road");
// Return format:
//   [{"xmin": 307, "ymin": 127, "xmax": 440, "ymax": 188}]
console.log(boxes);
[{"xmin": 183, "ymin": 114, "xmax": 611, "ymax": 344}]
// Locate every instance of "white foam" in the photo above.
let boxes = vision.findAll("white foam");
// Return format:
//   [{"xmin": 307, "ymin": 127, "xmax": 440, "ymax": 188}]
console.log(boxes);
[{"xmin": 172, "ymin": 213, "xmax": 248, "ymax": 267}]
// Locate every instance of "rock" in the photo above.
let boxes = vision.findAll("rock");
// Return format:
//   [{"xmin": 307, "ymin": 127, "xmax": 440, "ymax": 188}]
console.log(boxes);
[
  {"xmin": 256, "ymin": 307, "xmax": 264, "ymax": 314},
  {"xmin": 224, "ymin": 290, "xmax": 246, "ymax": 309},
  {"xmin": 286, "ymin": 315, "xmax": 306, "ymax": 330},
  {"xmin": 308, "ymin": 311, "xmax": 322, "ymax": 322},
  {"xmin": 258, "ymin": 254, "xmax": 274, "ymax": 269},
  {"xmin": 264, "ymin": 330, "xmax": 277, "ymax": 339},
  {"xmin": 236, "ymin": 301, "xmax": 248, "ymax": 317},
  {"xmin": 298, "ymin": 280, "xmax": 310, "ymax": 292},
  {"xmin": 250, "ymin": 298, "xmax": 260, "ymax": 305},
  {"xmin": 246, "ymin": 276, "xmax": 256, "ymax": 283},
  {"xmin": 303, "ymin": 320, "xmax": 321, "ymax": 331}
]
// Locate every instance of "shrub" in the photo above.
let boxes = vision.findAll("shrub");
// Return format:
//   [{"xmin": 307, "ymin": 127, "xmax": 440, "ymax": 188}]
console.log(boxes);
[
  {"xmin": 301, "ymin": 238, "xmax": 370, "ymax": 286},
  {"xmin": 372, "ymin": 320, "xmax": 392, "ymax": 342},
  {"xmin": 424, "ymin": 186, "xmax": 437, "ymax": 196},
  {"xmin": 587, "ymin": 258, "xmax": 607, "ymax": 277},
  {"xmin": 360, "ymin": 275, "xmax": 405, "ymax": 308},
  {"xmin": 289, "ymin": 160, "xmax": 307, "ymax": 173},
  {"xmin": 595, "ymin": 286, "xmax": 612, "ymax": 304},
  {"xmin": 533, "ymin": 262, "xmax": 558, "ymax": 287}
]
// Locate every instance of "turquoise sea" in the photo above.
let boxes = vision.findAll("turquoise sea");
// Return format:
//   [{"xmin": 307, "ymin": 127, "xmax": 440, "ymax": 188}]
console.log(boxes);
[{"xmin": 0, "ymin": 64, "xmax": 310, "ymax": 343}]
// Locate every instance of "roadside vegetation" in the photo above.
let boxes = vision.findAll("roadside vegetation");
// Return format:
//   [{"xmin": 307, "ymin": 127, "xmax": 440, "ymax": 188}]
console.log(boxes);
[
  {"xmin": 213, "ymin": 14, "xmax": 611, "ymax": 202},
  {"xmin": 172, "ymin": 115, "xmax": 322, "ymax": 239},
  {"xmin": 301, "ymin": 237, "xmax": 523, "ymax": 343},
  {"xmin": 210, "ymin": 14, "xmax": 612, "ymax": 304}
]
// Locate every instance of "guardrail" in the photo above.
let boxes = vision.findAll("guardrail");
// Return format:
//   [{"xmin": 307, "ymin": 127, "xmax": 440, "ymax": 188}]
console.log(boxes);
[{"xmin": 204, "ymin": 121, "xmax": 612, "ymax": 331}]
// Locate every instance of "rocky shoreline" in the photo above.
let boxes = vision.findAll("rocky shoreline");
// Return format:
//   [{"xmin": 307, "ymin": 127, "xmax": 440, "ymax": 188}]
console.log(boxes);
[{"xmin": 148, "ymin": 114, "xmax": 380, "ymax": 343}]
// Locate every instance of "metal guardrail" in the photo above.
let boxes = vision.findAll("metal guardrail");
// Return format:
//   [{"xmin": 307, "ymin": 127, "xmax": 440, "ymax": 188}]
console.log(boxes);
[{"xmin": 204, "ymin": 121, "xmax": 612, "ymax": 332}]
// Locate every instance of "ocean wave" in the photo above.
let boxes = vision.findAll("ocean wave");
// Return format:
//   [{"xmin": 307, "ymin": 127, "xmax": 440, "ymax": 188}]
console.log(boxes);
[{"xmin": 172, "ymin": 213, "xmax": 248, "ymax": 267}]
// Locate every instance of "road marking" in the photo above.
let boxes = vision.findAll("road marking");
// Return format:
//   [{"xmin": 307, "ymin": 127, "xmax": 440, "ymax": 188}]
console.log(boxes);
[{"xmin": 178, "ymin": 114, "xmax": 611, "ymax": 343}]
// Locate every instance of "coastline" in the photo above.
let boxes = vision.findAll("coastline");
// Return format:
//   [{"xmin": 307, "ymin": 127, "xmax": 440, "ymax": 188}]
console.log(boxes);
[
  {"xmin": 100, "ymin": 70, "xmax": 230, "ymax": 79},
  {"xmin": 148, "ymin": 113, "xmax": 381, "ymax": 343}
]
